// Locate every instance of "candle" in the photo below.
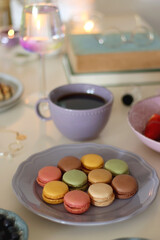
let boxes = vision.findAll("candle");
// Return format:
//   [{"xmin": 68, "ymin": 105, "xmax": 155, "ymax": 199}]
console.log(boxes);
[
  {"xmin": 0, "ymin": 27, "xmax": 19, "ymax": 47},
  {"xmin": 69, "ymin": 12, "xmax": 101, "ymax": 34},
  {"xmin": 26, "ymin": 5, "xmax": 50, "ymax": 39},
  {"xmin": 83, "ymin": 20, "xmax": 95, "ymax": 33}
]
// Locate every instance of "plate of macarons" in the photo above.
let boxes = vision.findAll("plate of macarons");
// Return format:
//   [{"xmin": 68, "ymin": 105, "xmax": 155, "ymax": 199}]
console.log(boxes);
[{"xmin": 12, "ymin": 143, "xmax": 159, "ymax": 226}]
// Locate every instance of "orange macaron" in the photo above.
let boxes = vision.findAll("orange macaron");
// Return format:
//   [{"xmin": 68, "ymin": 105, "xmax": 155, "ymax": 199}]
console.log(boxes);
[
  {"xmin": 36, "ymin": 166, "xmax": 62, "ymax": 187},
  {"xmin": 64, "ymin": 190, "xmax": 91, "ymax": 214}
]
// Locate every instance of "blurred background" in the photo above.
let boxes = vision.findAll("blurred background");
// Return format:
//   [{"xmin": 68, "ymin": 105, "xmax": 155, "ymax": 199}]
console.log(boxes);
[{"xmin": 7, "ymin": 0, "xmax": 160, "ymax": 34}]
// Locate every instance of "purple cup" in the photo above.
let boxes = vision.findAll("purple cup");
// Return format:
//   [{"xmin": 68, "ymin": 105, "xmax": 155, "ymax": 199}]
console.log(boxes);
[{"xmin": 35, "ymin": 83, "xmax": 113, "ymax": 141}]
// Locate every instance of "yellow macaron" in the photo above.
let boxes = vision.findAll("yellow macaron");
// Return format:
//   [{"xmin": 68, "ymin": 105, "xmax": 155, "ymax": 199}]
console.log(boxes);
[
  {"xmin": 42, "ymin": 181, "xmax": 69, "ymax": 204},
  {"xmin": 81, "ymin": 154, "xmax": 104, "ymax": 174}
]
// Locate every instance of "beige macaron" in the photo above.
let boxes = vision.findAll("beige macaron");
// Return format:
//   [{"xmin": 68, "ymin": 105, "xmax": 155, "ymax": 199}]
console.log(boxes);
[
  {"xmin": 88, "ymin": 183, "xmax": 115, "ymax": 207},
  {"xmin": 88, "ymin": 168, "xmax": 112, "ymax": 185}
]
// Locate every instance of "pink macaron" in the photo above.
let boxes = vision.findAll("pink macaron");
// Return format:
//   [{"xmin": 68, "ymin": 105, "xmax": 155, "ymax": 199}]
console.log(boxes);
[
  {"xmin": 64, "ymin": 190, "xmax": 91, "ymax": 214},
  {"xmin": 36, "ymin": 166, "xmax": 62, "ymax": 187}
]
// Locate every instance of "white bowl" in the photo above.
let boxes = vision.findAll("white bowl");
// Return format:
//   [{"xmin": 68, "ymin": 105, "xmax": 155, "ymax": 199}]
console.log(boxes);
[{"xmin": 128, "ymin": 95, "xmax": 160, "ymax": 152}]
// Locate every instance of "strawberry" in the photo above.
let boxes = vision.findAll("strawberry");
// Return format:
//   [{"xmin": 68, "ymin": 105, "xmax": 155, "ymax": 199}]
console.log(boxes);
[
  {"xmin": 144, "ymin": 120, "xmax": 160, "ymax": 140},
  {"xmin": 148, "ymin": 113, "xmax": 160, "ymax": 124}
]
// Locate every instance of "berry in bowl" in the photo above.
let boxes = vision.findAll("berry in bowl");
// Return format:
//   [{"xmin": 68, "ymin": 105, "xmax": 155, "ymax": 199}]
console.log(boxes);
[
  {"xmin": 128, "ymin": 95, "xmax": 160, "ymax": 152},
  {"xmin": 0, "ymin": 208, "xmax": 28, "ymax": 240}
]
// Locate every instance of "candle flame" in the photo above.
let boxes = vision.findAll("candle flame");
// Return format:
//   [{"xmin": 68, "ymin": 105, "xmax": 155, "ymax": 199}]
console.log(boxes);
[
  {"xmin": 37, "ymin": 19, "xmax": 41, "ymax": 30},
  {"xmin": 32, "ymin": 5, "xmax": 41, "ymax": 30},
  {"xmin": 83, "ymin": 20, "xmax": 95, "ymax": 33},
  {"xmin": 32, "ymin": 6, "xmax": 38, "ymax": 18},
  {"xmin": 8, "ymin": 29, "xmax": 15, "ymax": 39}
]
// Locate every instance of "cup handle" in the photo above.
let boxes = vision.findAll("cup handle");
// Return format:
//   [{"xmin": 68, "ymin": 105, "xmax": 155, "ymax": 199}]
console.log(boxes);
[{"xmin": 35, "ymin": 98, "xmax": 52, "ymax": 121}]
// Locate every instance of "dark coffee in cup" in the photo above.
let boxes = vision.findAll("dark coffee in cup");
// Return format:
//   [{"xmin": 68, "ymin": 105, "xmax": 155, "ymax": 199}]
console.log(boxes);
[{"xmin": 54, "ymin": 93, "xmax": 106, "ymax": 110}]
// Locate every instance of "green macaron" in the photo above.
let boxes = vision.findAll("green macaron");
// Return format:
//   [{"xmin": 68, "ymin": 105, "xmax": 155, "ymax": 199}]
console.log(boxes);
[
  {"xmin": 62, "ymin": 169, "xmax": 88, "ymax": 191},
  {"xmin": 104, "ymin": 159, "xmax": 129, "ymax": 176}
]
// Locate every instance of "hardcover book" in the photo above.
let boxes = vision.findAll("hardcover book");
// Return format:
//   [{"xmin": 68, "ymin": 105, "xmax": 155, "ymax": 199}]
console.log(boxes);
[{"xmin": 66, "ymin": 14, "xmax": 160, "ymax": 74}]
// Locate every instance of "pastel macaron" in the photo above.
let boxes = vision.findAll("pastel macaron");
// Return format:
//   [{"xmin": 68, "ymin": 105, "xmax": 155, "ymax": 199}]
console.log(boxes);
[
  {"xmin": 104, "ymin": 159, "xmax": 129, "ymax": 176},
  {"xmin": 42, "ymin": 180, "xmax": 69, "ymax": 204},
  {"xmin": 64, "ymin": 190, "xmax": 91, "ymax": 214},
  {"xmin": 57, "ymin": 156, "xmax": 81, "ymax": 172},
  {"xmin": 111, "ymin": 174, "xmax": 138, "ymax": 199},
  {"xmin": 81, "ymin": 154, "xmax": 104, "ymax": 174},
  {"xmin": 88, "ymin": 183, "xmax": 115, "ymax": 207},
  {"xmin": 36, "ymin": 166, "xmax": 62, "ymax": 187},
  {"xmin": 62, "ymin": 169, "xmax": 88, "ymax": 191},
  {"xmin": 88, "ymin": 168, "xmax": 112, "ymax": 185}
]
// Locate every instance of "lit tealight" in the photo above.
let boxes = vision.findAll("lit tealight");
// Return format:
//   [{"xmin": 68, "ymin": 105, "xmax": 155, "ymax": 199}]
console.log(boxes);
[
  {"xmin": 8, "ymin": 29, "xmax": 15, "ymax": 39},
  {"xmin": 83, "ymin": 20, "xmax": 95, "ymax": 33},
  {"xmin": 0, "ymin": 27, "xmax": 19, "ymax": 47}
]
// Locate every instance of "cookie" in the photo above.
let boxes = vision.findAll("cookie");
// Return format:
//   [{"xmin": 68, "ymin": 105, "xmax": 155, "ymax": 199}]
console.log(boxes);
[
  {"xmin": 0, "ymin": 83, "xmax": 13, "ymax": 101},
  {"xmin": 64, "ymin": 190, "xmax": 90, "ymax": 214},
  {"xmin": 81, "ymin": 154, "xmax": 104, "ymax": 174},
  {"xmin": 104, "ymin": 159, "xmax": 129, "ymax": 176},
  {"xmin": 62, "ymin": 169, "xmax": 88, "ymax": 191},
  {"xmin": 57, "ymin": 156, "xmax": 81, "ymax": 172},
  {"xmin": 42, "ymin": 181, "xmax": 69, "ymax": 204},
  {"xmin": 36, "ymin": 166, "xmax": 62, "ymax": 187},
  {"xmin": 88, "ymin": 168, "xmax": 112, "ymax": 185},
  {"xmin": 111, "ymin": 174, "xmax": 138, "ymax": 199},
  {"xmin": 88, "ymin": 183, "xmax": 115, "ymax": 207}
]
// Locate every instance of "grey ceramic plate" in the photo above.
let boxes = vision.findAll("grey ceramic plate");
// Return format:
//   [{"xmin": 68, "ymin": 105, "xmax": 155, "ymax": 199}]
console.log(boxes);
[
  {"xmin": 0, "ymin": 73, "xmax": 23, "ymax": 112},
  {"xmin": 0, "ymin": 208, "xmax": 28, "ymax": 240},
  {"xmin": 12, "ymin": 143, "xmax": 159, "ymax": 226}
]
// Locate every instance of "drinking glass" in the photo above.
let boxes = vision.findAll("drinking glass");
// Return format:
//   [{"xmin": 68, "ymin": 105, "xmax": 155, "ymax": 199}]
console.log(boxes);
[{"xmin": 20, "ymin": 0, "xmax": 65, "ymax": 106}]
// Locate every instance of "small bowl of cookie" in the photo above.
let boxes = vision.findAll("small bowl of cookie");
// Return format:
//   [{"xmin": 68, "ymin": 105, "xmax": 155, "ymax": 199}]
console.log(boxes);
[
  {"xmin": 0, "ymin": 82, "xmax": 13, "ymax": 101},
  {"xmin": 0, "ymin": 73, "xmax": 23, "ymax": 112},
  {"xmin": 128, "ymin": 95, "xmax": 160, "ymax": 152}
]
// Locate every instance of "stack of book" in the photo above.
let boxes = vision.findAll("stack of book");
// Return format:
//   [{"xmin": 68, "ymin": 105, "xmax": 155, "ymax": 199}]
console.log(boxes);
[{"xmin": 63, "ymin": 14, "xmax": 160, "ymax": 87}]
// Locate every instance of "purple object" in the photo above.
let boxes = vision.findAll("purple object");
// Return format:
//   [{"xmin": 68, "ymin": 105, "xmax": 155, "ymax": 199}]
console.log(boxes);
[
  {"xmin": 20, "ymin": 37, "xmax": 51, "ymax": 54},
  {"xmin": 35, "ymin": 83, "xmax": 113, "ymax": 141},
  {"xmin": 12, "ymin": 143, "xmax": 159, "ymax": 226},
  {"xmin": 128, "ymin": 95, "xmax": 160, "ymax": 152},
  {"xmin": 0, "ymin": 28, "xmax": 19, "ymax": 47}
]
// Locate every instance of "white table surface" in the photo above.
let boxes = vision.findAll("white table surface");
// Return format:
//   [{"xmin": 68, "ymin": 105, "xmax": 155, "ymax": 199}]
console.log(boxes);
[{"xmin": 0, "ymin": 45, "xmax": 160, "ymax": 240}]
